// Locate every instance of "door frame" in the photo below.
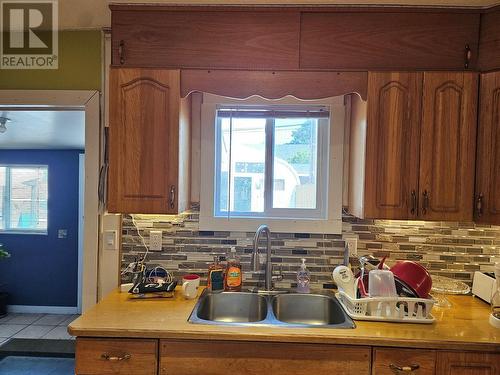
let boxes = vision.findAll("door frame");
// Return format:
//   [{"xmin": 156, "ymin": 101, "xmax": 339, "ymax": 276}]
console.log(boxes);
[{"xmin": 0, "ymin": 90, "xmax": 100, "ymax": 313}]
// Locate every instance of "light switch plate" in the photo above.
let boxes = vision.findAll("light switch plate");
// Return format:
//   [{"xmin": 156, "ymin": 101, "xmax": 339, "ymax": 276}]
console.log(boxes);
[
  {"xmin": 150, "ymin": 230, "xmax": 163, "ymax": 251},
  {"xmin": 345, "ymin": 237, "xmax": 358, "ymax": 256},
  {"xmin": 103, "ymin": 230, "xmax": 117, "ymax": 250}
]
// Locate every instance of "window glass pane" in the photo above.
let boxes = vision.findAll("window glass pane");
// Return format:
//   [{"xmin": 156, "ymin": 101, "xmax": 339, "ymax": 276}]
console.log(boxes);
[
  {"xmin": 273, "ymin": 118, "xmax": 318, "ymax": 209},
  {"xmin": 0, "ymin": 167, "xmax": 5, "ymax": 230},
  {"xmin": 217, "ymin": 117, "xmax": 266, "ymax": 215},
  {"xmin": 9, "ymin": 167, "xmax": 48, "ymax": 230}
]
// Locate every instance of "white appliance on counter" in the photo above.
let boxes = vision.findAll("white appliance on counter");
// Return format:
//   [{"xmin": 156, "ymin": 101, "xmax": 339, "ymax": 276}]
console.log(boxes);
[{"xmin": 472, "ymin": 271, "xmax": 496, "ymax": 303}]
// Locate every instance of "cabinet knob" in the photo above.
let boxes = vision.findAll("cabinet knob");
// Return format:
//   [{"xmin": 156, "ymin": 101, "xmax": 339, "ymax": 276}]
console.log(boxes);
[
  {"xmin": 464, "ymin": 44, "xmax": 472, "ymax": 69},
  {"xmin": 169, "ymin": 185, "xmax": 176, "ymax": 209},
  {"xmin": 410, "ymin": 190, "xmax": 417, "ymax": 216},
  {"xmin": 422, "ymin": 190, "xmax": 429, "ymax": 216},
  {"xmin": 101, "ymin": 353, "xmax": 131, "ymax": 362},
  {"xmin": 389, "ymin": 363, "xmax": 420, "ymax": 373},
  {"xmin": 476, "ymin": 194, "xmax": 484, "ymax": 217},
  {"xmin": 118, "ymin": 40, "xmax": 125, "ymax": 65}
]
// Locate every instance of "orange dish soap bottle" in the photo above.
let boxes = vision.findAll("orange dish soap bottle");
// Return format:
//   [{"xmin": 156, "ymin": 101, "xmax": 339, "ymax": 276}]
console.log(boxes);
[{"xmin": 225, "ymin": 247, "xmax": 242, "ymax": 292}]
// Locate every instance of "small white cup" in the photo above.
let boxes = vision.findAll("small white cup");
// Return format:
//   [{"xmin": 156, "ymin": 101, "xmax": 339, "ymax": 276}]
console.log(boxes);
[{"xmin": 181, "ymin": 274, "xmax": 200, "ymax": 299}]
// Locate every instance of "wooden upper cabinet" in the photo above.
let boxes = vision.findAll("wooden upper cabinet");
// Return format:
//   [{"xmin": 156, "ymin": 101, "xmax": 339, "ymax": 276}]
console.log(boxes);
[
  {"xmin": 475, "ymin": 71, "xmax": 500, "ymax": 224},
  {"xmin": 300, "ymin": 12, "xmax": 480, "ymax": 70},
  {"xmin": 364, "ymin": 72, "xmax": 422, "ymax": 219},
  {"xmin": 436, "ymin": 351, "xmax": 500, "ymax": 375},
  {"xmin": 108, "ymin": 68, "xmax": 190, "ymax": 214},
  {"xmin": 111, "ymin": 9, "xmax": 300, "ymax": 69},
  {"xmin": 419, "ymin": 72, "xmax": 478, "ymax": 221},
  {"xmin": 478, "ymin": 9, "xmax": 500, "ymax": 72}
]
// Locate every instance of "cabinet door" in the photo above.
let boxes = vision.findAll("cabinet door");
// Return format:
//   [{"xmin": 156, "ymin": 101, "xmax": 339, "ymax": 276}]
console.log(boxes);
[
  {"xmin": 373, "ymin": 348, "xmax": 436, "ymax": 375},
  {"xmin": 108, "ymin": 68, "xmax": 180, "ymax": 213},
  {"xmin": 419, "ymin": 72, "xmax": 478, "ymax": 221},
  {"xmin": 159, "ymin": 340, "xmax": 371, "ymax": 375},
  {"xmin": 364, "ymin": 72, "xmax": 422, "ymax": 219},
  {"xmin": 475, "ymin": 72, "xmax": 500, "ymax": 224},
  {"xmin": 436, "ymin": 352, "xmax": 500, "ymax": 375}
]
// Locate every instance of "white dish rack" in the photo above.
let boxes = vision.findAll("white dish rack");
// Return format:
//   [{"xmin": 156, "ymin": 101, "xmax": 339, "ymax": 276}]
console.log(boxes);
[{"xmin": 336, "ymin": 291, "xmax": 435, "ymax": 324}]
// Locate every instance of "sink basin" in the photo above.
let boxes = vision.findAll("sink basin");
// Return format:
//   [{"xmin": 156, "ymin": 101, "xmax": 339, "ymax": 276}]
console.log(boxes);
[
  {"xmin": 194, "ymin": 292, "xmax": 268, "ymax": 323},
  {"xmin": 189, "ymin": 290, "xmax": 355, "ymax": 328},
  {"xmin": 272, "ymin": 294, "xmax": 348, "ymax": 325}
]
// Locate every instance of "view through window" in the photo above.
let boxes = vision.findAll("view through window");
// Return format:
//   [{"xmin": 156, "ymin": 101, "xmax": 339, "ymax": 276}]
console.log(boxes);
[
  {"xmin": 214, "ymin": 105, "xmax": 329, "ymax": 219},
  {"xmin": 0, "ymin": 166, "xmax": 48, "ymax": 232}
]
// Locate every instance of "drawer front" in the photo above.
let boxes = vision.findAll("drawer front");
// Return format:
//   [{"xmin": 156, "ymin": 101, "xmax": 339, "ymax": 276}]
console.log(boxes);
[
  {"xmin": 75, "ymin": 338, "xmax": 158, "ymax": 375},
  {"xmin": 160, "ymin": 339, "xmax": 371, "ymax": 375},
  {"xmin": 373, "ymin": 348, "xmax": 436, "ymax": 375}
]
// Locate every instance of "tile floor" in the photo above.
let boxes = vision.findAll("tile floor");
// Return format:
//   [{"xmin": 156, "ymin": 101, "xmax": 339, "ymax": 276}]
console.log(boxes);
[{"xmin": 0, "ymin": 314, "xmax": 78, "ymax": 346}]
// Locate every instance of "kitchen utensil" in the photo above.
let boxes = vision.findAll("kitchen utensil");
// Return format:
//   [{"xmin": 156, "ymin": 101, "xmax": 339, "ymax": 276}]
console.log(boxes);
[
  {"xmin": 357, "ymin": 276, "xmax": 369, "ymax": 298},
  {"xmin": 368, "ymin": 270, "xmax": 397, "ymax": 297},
  {"xmin": 390, "ymin": 261, "xmax": 432, "ymax": 299},
  {"xmin": 332, "ymin": 266, "xmax": 356, "ymax": 299},
  {"xmin": 182, "ymin": 274, "xmax": 201, "ymax": 299}
]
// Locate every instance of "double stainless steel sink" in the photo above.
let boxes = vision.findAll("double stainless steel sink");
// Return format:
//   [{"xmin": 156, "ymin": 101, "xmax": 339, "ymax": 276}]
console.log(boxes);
[{"xmin": 188, "ymin": 290, "xmax": 355, "ymax": 328}]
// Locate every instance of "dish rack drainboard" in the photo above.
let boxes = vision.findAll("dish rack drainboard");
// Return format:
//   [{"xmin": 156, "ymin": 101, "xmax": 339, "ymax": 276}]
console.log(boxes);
[{"xmin": 336, "ymin": 291, "xmax": 435, "ymax": 324}]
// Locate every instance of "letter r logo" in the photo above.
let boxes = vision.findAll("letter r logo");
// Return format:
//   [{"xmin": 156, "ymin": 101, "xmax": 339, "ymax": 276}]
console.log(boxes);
[{"xmin": 1, "ymin": 1, "xmax": 54, "ymax": 54}]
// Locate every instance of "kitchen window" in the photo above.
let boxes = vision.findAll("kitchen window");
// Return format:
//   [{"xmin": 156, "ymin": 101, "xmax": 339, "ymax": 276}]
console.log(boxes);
[
  {"xmin": 200, "ymin": 94, "xmax": 345, "ymax": 234},
  {"xmin": 0, "ymin": 165, "xmax": 48, "ymax": 233}
]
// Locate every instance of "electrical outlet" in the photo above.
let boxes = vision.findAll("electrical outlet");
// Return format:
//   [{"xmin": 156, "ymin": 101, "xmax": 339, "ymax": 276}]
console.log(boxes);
[
  {"xmin": 345, "ymin": 237, "xmax": 358, "ymax": 256},
  {"xmin": 149, "ymin": 230, "xmax": 163, "ymax": 251}
]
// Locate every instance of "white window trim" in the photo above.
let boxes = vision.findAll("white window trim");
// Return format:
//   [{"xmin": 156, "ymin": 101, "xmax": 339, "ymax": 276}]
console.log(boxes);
[
  {"xmin": 200, "ymin": 94, "xmax": 345, "ymax": 234},
  {"xmin": 0, "ymin": 164, "xmax": 49, "ymax": 234}
]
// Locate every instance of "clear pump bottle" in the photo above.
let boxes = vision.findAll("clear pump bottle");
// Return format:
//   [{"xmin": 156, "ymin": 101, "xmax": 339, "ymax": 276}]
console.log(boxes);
[
  {"xmin": 489, "ymin": 262, "xmax": 500, "ymax": 328},
  {"xmin": 297, "ymin": 258, "xmax": 311, "ymax": 293}
]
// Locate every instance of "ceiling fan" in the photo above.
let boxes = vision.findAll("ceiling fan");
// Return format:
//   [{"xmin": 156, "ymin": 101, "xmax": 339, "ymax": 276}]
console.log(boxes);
[{"xmin": 0, "ymin": 116, "xmax": 11, "ymax": 134}]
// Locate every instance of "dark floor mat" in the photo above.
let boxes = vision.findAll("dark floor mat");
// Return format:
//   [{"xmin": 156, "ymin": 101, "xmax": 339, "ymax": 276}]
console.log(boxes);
[
  {"xmin": 0, "ymin": 339, "xmax": 74, "ymax": 357},
  {"xmin": 0, "ymin": 355, "xmax": 74, "ymax": 375}
]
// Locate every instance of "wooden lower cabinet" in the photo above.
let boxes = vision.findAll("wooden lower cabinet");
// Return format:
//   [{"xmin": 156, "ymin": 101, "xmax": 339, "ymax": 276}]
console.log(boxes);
[
  {"xmin": 373, "ymin": 348, "xmax": 436, "ymax": 375},
  {"xmin": 74, "ymin": 338, "xmax": 500, "ymax": 375},
  {"xmin": 436, "ymin": 351, "xmax": 500, "ymax": 375},
  {"xmin": 159, "ymin": 340, "xmax": 371, "ymax": 375}
]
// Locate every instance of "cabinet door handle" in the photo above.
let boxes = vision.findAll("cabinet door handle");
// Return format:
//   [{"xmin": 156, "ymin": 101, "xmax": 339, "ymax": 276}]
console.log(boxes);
[
  {"xmin": 422, "ymin": 190, "xmax": 429, "ymax": 216},
  {"xmin": 118, "ymin": 40, "xmax": 125, "ymax": 65},
  {"xmin": 464, "ymin": 44, "xmax": 472, "ymax": 69},
  {"xmin": 410, "ymin": 190, "xmax": 417, "ymax": 216},
  {"xmin": 389, "ymin": 363, "xmax": 420, "ymax": 373},
  {"xmin": 101, "ymin": 353, "xmax": 131, "ymax": 362},
  {"xmin": 476, "ymin": 194, "xmax": 484, "ymax": 217},
  {"xmin": 169, "ymin": 185, "xmax": 176, "ymax": 209}
]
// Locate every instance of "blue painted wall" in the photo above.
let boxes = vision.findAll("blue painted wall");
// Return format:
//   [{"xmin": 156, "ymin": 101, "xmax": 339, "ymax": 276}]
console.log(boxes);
[{"xmin": 0, "ymin": 150, "xmax": 82, "ymax": 307}]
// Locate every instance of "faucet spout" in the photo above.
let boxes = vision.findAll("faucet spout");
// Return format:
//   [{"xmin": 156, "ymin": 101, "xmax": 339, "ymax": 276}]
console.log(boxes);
[{"xmin": 252, "ymin": 224, "xmax": 273, "ymax": 291}]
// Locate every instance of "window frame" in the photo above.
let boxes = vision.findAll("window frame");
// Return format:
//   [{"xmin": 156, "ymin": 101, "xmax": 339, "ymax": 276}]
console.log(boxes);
[
  {"xmin": 200, "ymin": 94, "xmax": 345, "ymax": 234},
  {"xmin": 0, "ymin": 164, "xmax": 49, "ymax": 235}
]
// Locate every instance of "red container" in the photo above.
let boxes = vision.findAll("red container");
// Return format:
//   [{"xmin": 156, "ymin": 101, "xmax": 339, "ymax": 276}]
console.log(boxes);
[{"xmin": 390, "ymin": 261, "xmax": 432, "ymax": 298}]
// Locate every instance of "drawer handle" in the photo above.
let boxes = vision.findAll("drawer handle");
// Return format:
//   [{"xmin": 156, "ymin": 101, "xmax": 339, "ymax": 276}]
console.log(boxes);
[
  {"xmin": 389, "ymin": 363, "xmax": 420, "ymax": 373},
  {"xmin": 101, "ymin": 353, "xmax": 131, "ymax": 362}
]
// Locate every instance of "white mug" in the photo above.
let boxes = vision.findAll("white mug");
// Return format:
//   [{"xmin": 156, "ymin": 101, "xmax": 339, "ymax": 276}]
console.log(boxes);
[{"xmin": 182, "ymin": 274, "xmax": 200, "ymax": 299}]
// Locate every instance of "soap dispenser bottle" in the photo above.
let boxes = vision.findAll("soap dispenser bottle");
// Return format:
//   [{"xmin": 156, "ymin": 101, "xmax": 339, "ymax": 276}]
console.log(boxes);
[{"xmin": 297, "ymin": 258, "xmax": 311, "ymax": 293}]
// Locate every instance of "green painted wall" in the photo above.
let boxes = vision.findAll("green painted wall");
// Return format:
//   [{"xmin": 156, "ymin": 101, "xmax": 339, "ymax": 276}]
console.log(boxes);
[{"xmin": 0, "ymin": 30, "xmax": 101, "ymax": 90}]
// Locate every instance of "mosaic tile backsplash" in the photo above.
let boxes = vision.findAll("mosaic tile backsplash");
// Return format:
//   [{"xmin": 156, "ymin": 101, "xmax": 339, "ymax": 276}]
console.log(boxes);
[{"xmin": 121, "ymin": 210, "xmax": 500, "ymax": 291}]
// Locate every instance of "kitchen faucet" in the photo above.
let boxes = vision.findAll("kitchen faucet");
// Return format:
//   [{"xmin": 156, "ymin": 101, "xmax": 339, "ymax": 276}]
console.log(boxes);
[{"xmin": 252, "ymin": 224, "xmax": 283, "ymax": 294}]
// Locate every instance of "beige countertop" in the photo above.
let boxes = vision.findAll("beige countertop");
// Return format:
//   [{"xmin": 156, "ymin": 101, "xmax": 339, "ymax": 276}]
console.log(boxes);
[{"xmin": 69, "ymin": 289, "xmax": 500, "ymax": 352}]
